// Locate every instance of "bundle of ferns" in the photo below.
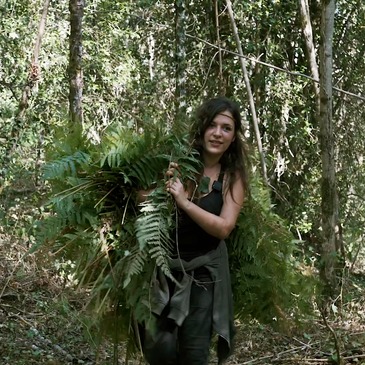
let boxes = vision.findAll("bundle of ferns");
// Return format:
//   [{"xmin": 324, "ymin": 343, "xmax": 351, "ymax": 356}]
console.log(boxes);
[{"xmin": 34, "ymin": 123, "xmax": 314, "ymax": 351}]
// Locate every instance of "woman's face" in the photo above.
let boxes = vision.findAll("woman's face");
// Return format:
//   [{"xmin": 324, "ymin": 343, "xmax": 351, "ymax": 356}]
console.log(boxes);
[{"xmin": 202, "ymin": 110, "xmax": 236, "ymax": 160}]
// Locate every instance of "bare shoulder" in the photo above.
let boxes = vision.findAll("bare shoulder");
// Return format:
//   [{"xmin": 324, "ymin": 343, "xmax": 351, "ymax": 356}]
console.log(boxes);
[{"xmin": 221, "ymin": 171, "xmax": 245, "ymax": 213}]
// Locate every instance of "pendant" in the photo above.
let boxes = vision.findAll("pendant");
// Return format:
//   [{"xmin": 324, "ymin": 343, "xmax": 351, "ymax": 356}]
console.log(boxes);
[{"xmin": 198, "ymin": 176, "xmax": 210, "ymax": 194}]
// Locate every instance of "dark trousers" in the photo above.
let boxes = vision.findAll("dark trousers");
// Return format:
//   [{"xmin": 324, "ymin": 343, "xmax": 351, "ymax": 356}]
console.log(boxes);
[{"xmin": 143, "ymin": 279, "xmax": 214, "ymax": 365}]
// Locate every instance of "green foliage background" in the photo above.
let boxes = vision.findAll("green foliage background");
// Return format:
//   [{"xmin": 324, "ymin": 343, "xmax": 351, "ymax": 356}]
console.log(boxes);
[
  {"xmin": 1, "ymin": 0, "xmax": 365, "ymax": 351},
  {"xmin": 32, "ymin": 121, "xmax": 315, "ymax": 350}
]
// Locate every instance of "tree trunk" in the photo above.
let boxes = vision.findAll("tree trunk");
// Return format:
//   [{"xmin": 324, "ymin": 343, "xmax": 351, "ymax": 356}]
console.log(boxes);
[
  {"xmin": 174, "ymin": 0, "xmax": 187, "ymax": 125},
  {"xmin": 319, "ymin": 0, "xmax": 337, "ymax": 297},
  {"xmin": 2, "ymin": 0, "xmax": 50, "ymax": 182},
  {"xmin": 214, "ymin": 0, "xmax": 223, "ymax": 94},
  {"xmin": 225, "ymin": 0, "xmax": 268, "ymax": 185},
  {"xmin": 18, "ymin": 0, "xmax": 50, "ymax": 119},
  {"xmin": 298, "ymin": 0, "xmax": 320, "ymax": 114},
  {"xmin": 69, "ymin": 0, "xmax": 84, "ymax": 126},
  {"xmin": 198, "ymin": 0, "xmax": 230, "ymax": 96}
]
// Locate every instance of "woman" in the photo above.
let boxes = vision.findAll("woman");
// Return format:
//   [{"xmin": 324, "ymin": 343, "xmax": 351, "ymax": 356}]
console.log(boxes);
[{"xmin": 142, "ymin": 96, "xmax": 249, "ymax": 365}]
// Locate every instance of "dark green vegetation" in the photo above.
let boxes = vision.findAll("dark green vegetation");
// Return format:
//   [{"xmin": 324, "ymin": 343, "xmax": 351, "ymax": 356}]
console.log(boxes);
[
  {"xmin": 1, "ymin": 0, "xmax": 365, "ymax": 364},
  {"xmin": 1, "ymin": 237, "xmax": 364, "ymax": 364}
]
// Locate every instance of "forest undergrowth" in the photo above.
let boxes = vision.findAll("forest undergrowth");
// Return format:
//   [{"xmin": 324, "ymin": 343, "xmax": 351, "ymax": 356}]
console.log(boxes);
[{"xmin": 0, "ymin": 232, "xmax": 364, "ymax": 365}]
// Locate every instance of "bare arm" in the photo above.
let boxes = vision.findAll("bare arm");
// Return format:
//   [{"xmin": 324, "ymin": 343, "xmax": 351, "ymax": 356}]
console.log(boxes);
[{"xmin": 167, "ymin": 174, "xmax": 244, "ymax": 240}]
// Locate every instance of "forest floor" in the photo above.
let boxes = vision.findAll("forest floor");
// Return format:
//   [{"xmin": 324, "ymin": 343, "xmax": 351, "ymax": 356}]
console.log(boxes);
[{"xmin": 1, "ymin": 233, "xmax": 365, "ymax": 365}]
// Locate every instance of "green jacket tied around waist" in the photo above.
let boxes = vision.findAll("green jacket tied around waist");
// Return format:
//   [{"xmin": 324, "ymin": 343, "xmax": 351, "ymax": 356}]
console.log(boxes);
[{"xmin": 150, "ymin": 241, "xmax": 235, "ymax": 364}]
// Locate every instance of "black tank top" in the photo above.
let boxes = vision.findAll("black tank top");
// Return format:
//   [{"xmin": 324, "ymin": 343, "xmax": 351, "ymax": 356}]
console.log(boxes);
[{"xmin": 173, "ymin": 170, "xmax": 225, "ymax": 261}]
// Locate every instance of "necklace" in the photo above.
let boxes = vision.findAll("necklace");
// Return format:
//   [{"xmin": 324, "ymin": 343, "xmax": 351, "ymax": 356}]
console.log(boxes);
[
  {"xmin": 198, "ymin": 175, "xmax": 210, "ymax": 194},
  {"xmin": 198, "ymin": 163, "xmax": 220, "ymax": 195}
]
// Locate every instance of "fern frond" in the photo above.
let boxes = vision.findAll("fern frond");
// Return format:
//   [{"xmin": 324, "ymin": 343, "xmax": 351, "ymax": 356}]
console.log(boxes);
[
  {"xmin": 227, "ymin": 173, "xmax": 316, "ymax": 323},
  {"xmin": 33, "ymin": 122, "xmax": 206, "ymax": 353},
  {"xmin": 43, "ymin": 151, "xmax": 91, "ymax": 180},
  {"xmin": 122, "ymin": 248, "xmax": 148, "ymax": 288}
]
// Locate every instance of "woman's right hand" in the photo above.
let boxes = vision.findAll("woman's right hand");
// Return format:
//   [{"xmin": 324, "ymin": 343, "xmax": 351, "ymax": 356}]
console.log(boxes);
[
  {"xmin": 165, "ymin": 162, "xmax": 180, "ymax": 180},
  {"xmin": 165, "ymin": 162, "xmax": 188, "ymax": 207}
]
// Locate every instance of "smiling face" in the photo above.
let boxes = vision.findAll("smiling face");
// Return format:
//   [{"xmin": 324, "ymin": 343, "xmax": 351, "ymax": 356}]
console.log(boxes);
[{"xmin": 202, "ymin": 110, "xmax": 236, "ymax": 161}]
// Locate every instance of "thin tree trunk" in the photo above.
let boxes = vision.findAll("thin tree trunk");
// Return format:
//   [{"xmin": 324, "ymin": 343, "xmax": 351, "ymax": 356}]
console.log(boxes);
[
  {"xmin": 148, "ymin": 32, "xmax": 155, "ymax": 81},
  {"xmin": 209, "ymin": 0, "xmax": 231, "ymax": 96},
  {"xmin": 174, "ymin": 0, "xmax": 187, "ymax": 125},
  {"xmin": 2, "ymin": 0, "xmax": 50, "ymax": 182},
  {"xmin": 69, "ymin": 0, "xmax": 84, "ymax": 125},
  {"xmin": 298, "ymin": 0, "xmax": 320, "ymax": 114},
  {"xmin": 18, "ymin": 0, "xmax": 50, "ymax": 119},
  {"xmin": 214, "ymin": 0, "xmax": 224, "ymax": 94},
  {"xmin": 225, "ymin": 0, "xmax": 268, "ymax": 184},
  {"xmin": 319, "ymin": 0, "xmax": 337, "ymax": 297}
]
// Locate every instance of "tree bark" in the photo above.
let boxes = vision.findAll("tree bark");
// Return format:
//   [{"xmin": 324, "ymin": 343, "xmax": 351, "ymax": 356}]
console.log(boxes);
[
  {"xmin": 319, "ymin": 0, "xmax": 337, "ymax": 297},
  {"xmin": 298, "ymin": 0, "xmax": 320, "ymax": 114},
  {"xmin": 69, "ymin": 0, "xmax": 84, "ymax": 125},
  {"xmin": 18, "ymin": 0, "xmax": 50, "ymax": 119},
  {"xmin": 2, "ymin": 0, "xmax": 50, "ymax": 182},
  {"xmin": 214, "ymin": 0, "xmax": 225, "ymax": 95},
  {"xmin": 174, "ymin": 0, "xmax": 187, "ymax": 125},
  {"xmin": 225, "ymin": 0, "xmax": 268, "ymax": 185}
]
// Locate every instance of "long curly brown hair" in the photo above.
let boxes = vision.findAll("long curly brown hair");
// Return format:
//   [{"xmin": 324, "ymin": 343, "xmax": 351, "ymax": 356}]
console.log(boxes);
[{"xmin": 190, "ymin": 96, "xmax": 250, "ymax": 197}]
